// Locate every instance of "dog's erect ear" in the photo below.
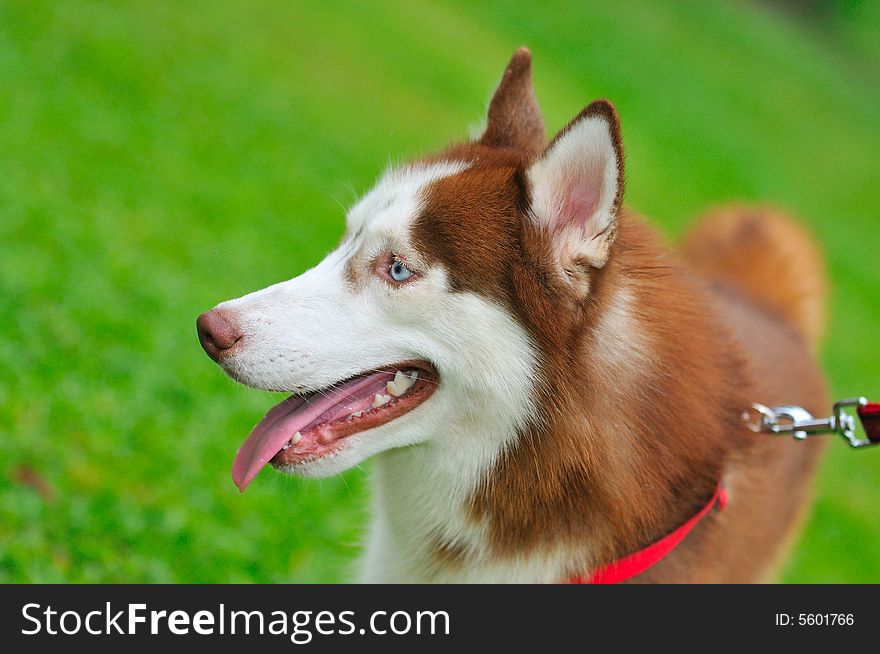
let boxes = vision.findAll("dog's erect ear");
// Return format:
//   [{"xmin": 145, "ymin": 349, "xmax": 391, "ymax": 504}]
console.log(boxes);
[
  {"xmin": 527, "ymin": 99, "xmax": 624, "ymax": 289},
  {"xmin": 480, "ymin": 48, "xmax": 546, "ymax": 155}
]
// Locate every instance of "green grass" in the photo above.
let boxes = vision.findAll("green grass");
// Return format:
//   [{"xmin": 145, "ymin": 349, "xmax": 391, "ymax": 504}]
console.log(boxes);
[{"xmin": 1, "ymin": 0, "xmax": 878, "ymax": 583}]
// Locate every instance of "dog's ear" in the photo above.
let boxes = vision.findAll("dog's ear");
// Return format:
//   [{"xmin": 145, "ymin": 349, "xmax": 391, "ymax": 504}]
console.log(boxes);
[
  {"xmin": 480, "ymin": 48, "xmax": 546, "ymax": 155},
  {"xmin": 526, "ymin": 99, "xmax": 624, "ymax": 290}
]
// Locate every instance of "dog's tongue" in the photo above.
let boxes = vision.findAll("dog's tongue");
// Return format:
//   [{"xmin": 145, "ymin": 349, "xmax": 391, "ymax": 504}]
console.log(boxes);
[{"xmin": 231, "ymin": 370, "xmax": 394, "ymax": 492}]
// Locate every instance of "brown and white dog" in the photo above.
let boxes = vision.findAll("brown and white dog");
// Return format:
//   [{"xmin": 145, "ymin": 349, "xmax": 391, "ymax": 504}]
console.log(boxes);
[{"xmin": 197, "ymin": 49, "xmax": 828, "ymax": 583}]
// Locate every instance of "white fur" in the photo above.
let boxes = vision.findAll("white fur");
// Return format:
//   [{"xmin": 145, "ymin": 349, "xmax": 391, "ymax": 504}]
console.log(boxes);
[
  {"xmin": 593, "ymin": 285, "xmax": 651, "ymax": 378},
  {"xmin": 346, "ymin": 161, "xmax": 468, "ymax": 237},
  {"xmin": 211, "ymin": 161, "xmax": 574, "ymax": 581}
]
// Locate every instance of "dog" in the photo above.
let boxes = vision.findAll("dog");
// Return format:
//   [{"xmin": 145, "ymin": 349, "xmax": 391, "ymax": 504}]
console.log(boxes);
[{"xmin": 197, "ymin": 48, "xmax": 827, "ymax": 583}]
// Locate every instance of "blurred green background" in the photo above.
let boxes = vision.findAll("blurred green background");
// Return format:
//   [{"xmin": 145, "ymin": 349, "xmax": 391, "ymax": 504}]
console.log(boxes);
[{"xmin": 1, "ymin": 0, "xmax": 878, "ymax": 583}]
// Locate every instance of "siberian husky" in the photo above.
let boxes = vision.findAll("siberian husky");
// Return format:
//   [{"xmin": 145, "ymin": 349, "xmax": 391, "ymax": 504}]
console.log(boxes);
[{"xmin": 198, "ymin": 49, "xmax": 827, "ymax": 583}]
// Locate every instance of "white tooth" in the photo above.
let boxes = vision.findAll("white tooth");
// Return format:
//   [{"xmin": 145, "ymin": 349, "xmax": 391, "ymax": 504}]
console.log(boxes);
[
  {"xmin": 352, "ymin": 411, "xmax": 362, "ymax": 418},
  {"xmin": 372, "ymin": 393, "xmax": 391, "ymax": 408},
  {"xmin": 387, "ymin": 370, "xmax": 415, "ymax": 397},
  {"xmin": 409, "ymin": 370, "xmax": 419, "ymax": 382},
  {"xmin": 282, "ymin": 443, "xmax": 290, "ymax": 450},
  {"xmin": 291, "ymin": 431, "xmax": 303, "ymax": 444}
]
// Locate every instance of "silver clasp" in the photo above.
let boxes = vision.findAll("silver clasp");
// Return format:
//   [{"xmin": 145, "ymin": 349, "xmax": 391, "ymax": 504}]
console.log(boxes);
[{"xmin": 742, "ymin": 397, "xmax": 875, "ymax": 448}]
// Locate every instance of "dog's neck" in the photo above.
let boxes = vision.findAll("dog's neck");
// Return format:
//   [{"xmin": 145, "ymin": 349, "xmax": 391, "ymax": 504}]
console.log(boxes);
[
  {"xmin": 360, "ymin": 215, "xmax": 747, "ymax": 583},
  {"xmin": 362, "ymin": 424, "xmax": 523, "ymax": 583}
]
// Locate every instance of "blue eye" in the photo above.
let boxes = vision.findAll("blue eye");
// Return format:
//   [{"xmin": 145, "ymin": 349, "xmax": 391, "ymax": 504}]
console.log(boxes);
[{"xmin": 389, "ymin": 259, "xmax": 413, "ymax": 282}]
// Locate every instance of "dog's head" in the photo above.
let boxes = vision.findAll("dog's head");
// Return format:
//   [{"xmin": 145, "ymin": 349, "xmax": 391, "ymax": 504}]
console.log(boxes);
[{"xmin": 197, "ymin": 49, "xmax": 624, "ymax": 490}]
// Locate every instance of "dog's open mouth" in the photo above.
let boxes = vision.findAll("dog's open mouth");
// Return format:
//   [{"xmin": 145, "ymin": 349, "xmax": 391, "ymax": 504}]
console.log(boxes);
[{"xmin": 231, "ymin": 361, "xmax": 438, "ymax": 491}]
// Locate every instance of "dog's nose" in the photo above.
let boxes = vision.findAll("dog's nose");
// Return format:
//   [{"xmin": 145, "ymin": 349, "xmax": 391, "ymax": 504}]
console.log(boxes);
[{"xmin": 197, "ymin": 309, "xmax": 244, "ymax": 362}]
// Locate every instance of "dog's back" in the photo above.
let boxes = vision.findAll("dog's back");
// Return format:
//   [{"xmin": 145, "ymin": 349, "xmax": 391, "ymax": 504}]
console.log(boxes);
[{"xmin": 644, "ymin": 206, "xmax": 828, "ymax": 582}]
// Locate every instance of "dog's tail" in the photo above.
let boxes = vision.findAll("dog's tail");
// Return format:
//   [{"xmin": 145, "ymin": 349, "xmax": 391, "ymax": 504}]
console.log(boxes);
[{"xmin": 681, "ymin": 205, "xmax": 826, "ymax": 351}]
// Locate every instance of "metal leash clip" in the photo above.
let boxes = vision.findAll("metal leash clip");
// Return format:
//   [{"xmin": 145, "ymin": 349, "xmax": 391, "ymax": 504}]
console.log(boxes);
[{"xmin": 742, "ymin": 397, "xmax": 880, "ymax": 448}]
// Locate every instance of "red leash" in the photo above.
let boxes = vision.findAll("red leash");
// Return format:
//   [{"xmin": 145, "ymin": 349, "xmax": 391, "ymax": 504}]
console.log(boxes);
[
  {"xmin": 568, "ymin": 484, "xmax": 727, "ymax": 584},
  {"xmin": 857, "ymin": 402, "xmax": 880, "ymax": 443}
]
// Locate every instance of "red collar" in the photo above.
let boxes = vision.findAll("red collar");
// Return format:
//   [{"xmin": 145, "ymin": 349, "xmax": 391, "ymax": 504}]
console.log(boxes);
[{"xmin": 567, "ymin": 483, "xmax": 727, "ymax": 584}]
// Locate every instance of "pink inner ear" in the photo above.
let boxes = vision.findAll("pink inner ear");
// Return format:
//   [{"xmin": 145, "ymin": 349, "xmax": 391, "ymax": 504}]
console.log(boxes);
[
  {"xmin": 551, "ymin": 168, "xmax": 603, "ymax": 234},
  {"xmin": 564, "ymin": 185, "xmax": 600, "ymax": 228}
]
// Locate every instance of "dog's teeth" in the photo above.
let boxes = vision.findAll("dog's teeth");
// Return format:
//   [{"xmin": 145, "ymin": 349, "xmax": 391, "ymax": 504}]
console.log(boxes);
[
  {"xmin": 291, "ymin": 431, "xmax": 303, "ymax": 444},
  {"xmin": 387, "ymin": 370, "xmax": 415, "ymax": 397},
  {"xmin": 281, "ymin": 443, "xmax": 291, "ymax": 450},
  {"xmin": 352, "ymin": 411, "xmax": 362, "ymax": 418},
  {"xmin": 394, "ymin": 369, "xmax": 409, "ymax": 386},
  {"xmin": 372, "ymin": 393, "xmax": 391, "ymax": 408}
]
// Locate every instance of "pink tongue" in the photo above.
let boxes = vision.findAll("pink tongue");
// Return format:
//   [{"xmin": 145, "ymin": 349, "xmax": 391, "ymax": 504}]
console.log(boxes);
[{"xmin": 231, "ymin": 370, "xmax": 394, "ymax": 491}]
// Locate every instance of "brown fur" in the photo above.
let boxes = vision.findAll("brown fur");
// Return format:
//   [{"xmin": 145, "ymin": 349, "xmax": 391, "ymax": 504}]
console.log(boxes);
[
  {"xmin": 415, "ymin": 49, "xmax": 828, "ymax": 582},
  {"xmin": 480, "ymin": 48, "xmax": 546, "ymax": 156}
]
